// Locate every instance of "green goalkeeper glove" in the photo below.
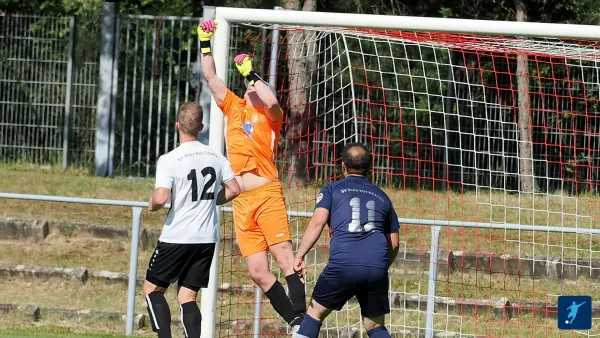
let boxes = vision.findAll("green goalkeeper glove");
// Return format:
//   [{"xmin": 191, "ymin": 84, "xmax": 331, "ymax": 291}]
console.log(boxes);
[
  {"xmin": 234, "ymin": 53, "xmax": 262, "ymax": 86},
  {"xmin": 197, "ymin": 19, "xmax": 216, "ymax": 54}
]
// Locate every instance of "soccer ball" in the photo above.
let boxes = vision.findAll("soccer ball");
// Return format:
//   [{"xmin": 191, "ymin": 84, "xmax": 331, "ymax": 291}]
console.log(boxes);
[{"xmin": 565, "ymin": 320, "xmax": 569, "ymax": 324}]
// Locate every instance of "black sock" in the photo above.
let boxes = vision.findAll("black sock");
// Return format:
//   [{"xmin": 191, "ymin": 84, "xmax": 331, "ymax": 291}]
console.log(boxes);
[
  {"xmin": 286, "ymin": 274, "xmax": 307, "ymax": 315},
  {"xmin": 146, "ymin": 291, "xmax": 172, "ymax": 338},
  {"xmin": 265, "ymin": 280, "xmax": 296, "ymax": 324},
  {"xmin": 180, "ymin": 301, "xmax": 202, "ymax": 338}
]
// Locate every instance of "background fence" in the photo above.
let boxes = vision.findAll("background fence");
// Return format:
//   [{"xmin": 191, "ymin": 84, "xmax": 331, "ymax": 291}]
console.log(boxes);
[
  {"xmin": 3, "ymin": 7, "xmax": 600, "ymax": 195},
  {"xmin": 113, "ymin": 14, "xmax": 206, "ymax": 178},
  {"xmin": 0, "ymin": 15, "xmax": 98, "ymax": 168},
  {"xmin": 0, "ymin": 8, "xmax": 212, "ymax": 175}
]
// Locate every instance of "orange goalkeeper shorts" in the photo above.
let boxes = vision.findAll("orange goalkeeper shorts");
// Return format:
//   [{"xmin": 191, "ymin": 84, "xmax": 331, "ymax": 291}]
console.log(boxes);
[{"xmin": 232, "ymin": 181, "xmax": 292, "ymax": 257}]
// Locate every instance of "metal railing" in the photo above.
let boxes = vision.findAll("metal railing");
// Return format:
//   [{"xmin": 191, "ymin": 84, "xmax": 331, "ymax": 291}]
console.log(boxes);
[
  {"xmin": 0, "ymin": 192, "xmax": 151, "ymax": 336},
  {"xmin": 3, "ymin": 191, "xmax": 600, "ymax": 337}
]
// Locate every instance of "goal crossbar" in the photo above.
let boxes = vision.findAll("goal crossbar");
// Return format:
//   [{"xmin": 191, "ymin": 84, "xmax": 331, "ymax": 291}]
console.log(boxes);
[{"xmin": 215, "ymin": 6, "xmax": 600, "ymax": 40}]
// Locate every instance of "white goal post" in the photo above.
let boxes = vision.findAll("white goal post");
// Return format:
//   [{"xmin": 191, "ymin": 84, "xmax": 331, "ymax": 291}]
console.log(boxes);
[{"xmin": 201, "ymin": 7, "xmax": 600, "ymax": 338}]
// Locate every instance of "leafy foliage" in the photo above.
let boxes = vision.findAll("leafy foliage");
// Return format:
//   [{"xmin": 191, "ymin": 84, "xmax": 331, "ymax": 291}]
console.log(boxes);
[
  {"xmin": 1, "ymin": 0, "xmax": 599, "ymax": 192},
  {"xmin": 2, "ymin": 0, "xmax": 600, "ymax": 27}
]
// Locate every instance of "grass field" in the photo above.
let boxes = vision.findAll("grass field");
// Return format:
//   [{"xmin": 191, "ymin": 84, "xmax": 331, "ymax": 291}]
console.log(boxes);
[
  {"xmin": 2, "ymin": 162, "xmax": 600, "ymax": 259},
  {"xmin": 0, "ymin": 329, "xmax": 132, "ymax": 338},
  {"xmin": 0, "ymin": 164, "xmax": 162, "ymax": 228},
  {"xmin": 1, "ymin": 163, "xmax": 600, "ymax": 336}
]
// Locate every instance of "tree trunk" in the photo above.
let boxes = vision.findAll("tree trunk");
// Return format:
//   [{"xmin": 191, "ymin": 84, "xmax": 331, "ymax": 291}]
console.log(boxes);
[
  {"xmin": 515, "ymin": 0, "xmax": 536, "ymax": 193},
  {"xmin": 283, "ymin": 0, "xmax": 317, "ymax": 187}
]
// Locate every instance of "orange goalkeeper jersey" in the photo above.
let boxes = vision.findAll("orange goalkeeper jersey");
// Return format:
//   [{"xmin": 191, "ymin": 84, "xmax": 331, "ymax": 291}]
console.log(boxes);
[{"xmin": 217, "ymin": 89, "xmax": 283, "ymax": 181}]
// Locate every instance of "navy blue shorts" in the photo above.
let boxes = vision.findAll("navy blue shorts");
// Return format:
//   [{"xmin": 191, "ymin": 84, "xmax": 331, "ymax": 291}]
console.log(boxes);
[{"xmin": 311, "ymin": 265, "xmax": 389, "ymax": 318}]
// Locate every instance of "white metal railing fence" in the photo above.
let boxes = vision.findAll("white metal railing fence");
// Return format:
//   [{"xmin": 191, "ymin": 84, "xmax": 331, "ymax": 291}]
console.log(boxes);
[
  {"xmin": 2, "ymin": 192, "xmax": 600, "ymax": 337},
  {"xmin": 0, "ymin": 192, "xmax": 150, "ymax": 336}
]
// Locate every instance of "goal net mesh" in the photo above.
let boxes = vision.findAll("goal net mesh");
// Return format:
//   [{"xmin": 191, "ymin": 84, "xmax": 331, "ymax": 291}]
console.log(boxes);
[{"xmin": 215, "ymin": 21, "xmax": 600, "ymax": 337}]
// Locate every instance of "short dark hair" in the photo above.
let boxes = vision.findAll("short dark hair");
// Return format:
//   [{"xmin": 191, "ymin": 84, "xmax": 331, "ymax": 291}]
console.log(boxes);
[{"xmin": 341, "ymin": 142, "xmax": 371, "ymax": 176}]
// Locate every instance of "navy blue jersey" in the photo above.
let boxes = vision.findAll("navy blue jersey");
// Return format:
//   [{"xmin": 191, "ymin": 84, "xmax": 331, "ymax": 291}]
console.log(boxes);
[{"xmin": 315, "ymin": 175, "xmax": 400, "ymax": 269}]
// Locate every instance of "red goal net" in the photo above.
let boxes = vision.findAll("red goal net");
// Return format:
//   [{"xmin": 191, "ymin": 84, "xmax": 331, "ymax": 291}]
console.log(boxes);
[{"xmin": 215, "ymin": 22, "xmax": 600, "ymax": 337}]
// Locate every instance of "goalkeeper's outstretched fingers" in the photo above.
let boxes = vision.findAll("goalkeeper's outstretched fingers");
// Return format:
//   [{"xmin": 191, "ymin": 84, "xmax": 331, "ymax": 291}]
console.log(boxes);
[
  {"xmin": 234, "ymin": 53, "xmax": 253, "ymax": 77},
  {"xmin": 198, "ymin": 19, "xmax": 217, "ymax": 54},
  {"xmin": 234, "ymin": 53, "xmax": 262, "ymax": 87}
]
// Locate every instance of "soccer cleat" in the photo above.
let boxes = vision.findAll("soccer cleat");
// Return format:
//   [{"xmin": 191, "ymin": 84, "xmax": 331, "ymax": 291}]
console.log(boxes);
[
  {"xmin": 291, "ymin": 324, "xmax": 300, "ymax": 335},
  {"xmin": 288, "ymin": 315, "xmax": 304, "ymax": 334},
  {"xmin": 290, "ymin": 315, "xmax": 304, "ymax": 326}
]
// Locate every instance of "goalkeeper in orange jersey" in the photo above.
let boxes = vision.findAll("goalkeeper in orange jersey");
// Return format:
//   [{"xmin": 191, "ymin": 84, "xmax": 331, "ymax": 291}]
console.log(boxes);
[{"xmin": 197, "ymin": 19, "xmax": 306, "ymax": 332}]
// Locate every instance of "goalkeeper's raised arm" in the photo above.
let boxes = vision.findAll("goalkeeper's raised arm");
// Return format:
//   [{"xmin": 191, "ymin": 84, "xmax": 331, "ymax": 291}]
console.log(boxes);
[
  {"xmin": 197, "ymin": 19, "xmax": 228, "ymax": 105},
  {"xmin": 197, "ymin": 18, "xmax": 307, "ymax": 333},
  {"xmin": 233, "ymin": 53, "xmax": 281, "ymax": 122},
  {"xmin": 197, "ymin": 20, "xmax": 281, "ymax": 122}
]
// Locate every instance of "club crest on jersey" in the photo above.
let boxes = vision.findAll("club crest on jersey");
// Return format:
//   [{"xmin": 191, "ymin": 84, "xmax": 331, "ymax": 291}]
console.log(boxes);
[
  {"xmin": 242, "ymin": 121, "xmax": 254, "ymax": 137},
  {"xmin": 242, "ymin": 114, "xmax": 258, "ymax": 138},
  {"xmin": 316, "ymin": 193, "xmax": 323, "ymax": 204}
]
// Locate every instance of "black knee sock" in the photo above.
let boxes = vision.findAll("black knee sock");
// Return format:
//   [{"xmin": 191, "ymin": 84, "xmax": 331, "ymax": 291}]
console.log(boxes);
[
  {"xmin": 146, "ymin": 291, "xmax": 172, "ymax": 338},
  {"xmin": 180, "ymin": 301, "xmax": 202, "ymax": 338},
  {"xmin": 285, "ymin": 274, "xmax": 307, "ymax": 315},
  {"xmin": 265, "ymin": 280, "xmax": 296, "ymax": 324}
]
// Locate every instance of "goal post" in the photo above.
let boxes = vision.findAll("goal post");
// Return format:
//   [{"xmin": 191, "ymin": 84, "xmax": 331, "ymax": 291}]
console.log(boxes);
[
  {"xmin": 200, "ymin": 11, "xmax": 229, "ymax": 338},
  {"xmin": 204, "ymin": 6, "xmax": 600, "ymax": 338}
]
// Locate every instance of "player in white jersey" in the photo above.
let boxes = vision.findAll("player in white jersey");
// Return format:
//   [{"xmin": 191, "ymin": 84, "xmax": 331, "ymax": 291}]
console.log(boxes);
[{"xmin": 143, "ymin": 102, "xmax": 240, "ymax": 338}]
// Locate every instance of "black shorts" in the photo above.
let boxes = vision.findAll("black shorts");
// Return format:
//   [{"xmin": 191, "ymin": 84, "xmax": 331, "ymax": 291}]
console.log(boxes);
[{"xmin": 145, "ymin": 241, "xmax": 215, "ymax": 292}]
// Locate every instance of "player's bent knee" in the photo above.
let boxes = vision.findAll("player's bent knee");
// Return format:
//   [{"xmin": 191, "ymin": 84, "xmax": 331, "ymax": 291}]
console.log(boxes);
[
  {"xmin": 247, "ymin": 261, "xmax": 268, "ymax": 280},
  {"xmin": 306, "ymin": 299, "xmax": 332, "ymax": 321},
  {"xmin": 362, "ymin": 315, "xmax": 386, "ymax": 332},
  {"xmin": 245, "ymin": 253, "xmax": 276, "ymax": 290},
  {"xmin": 143, "ymin": 280, "xmax": 167, "ymax": 296},
  {"xmin": 248, "ymin": 268, "xmax": 276, "ymax": 290},
  {"xmin": 177, "ymin": 285, "xmax": 199, "ymax": 304}
]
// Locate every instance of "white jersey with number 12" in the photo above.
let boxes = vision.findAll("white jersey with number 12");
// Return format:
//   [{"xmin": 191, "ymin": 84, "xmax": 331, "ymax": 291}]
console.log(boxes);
[{"xmin": 154, "ymin": 141, "xmax": 235, "ymax": 244}]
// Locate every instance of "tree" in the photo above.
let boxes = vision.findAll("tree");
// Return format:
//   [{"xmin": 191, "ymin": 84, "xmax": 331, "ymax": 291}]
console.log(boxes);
[
  {"xmin": 283, "ymin": 0, "xmax": 317, "ymax": 186},
  {"xmin": 514, "ymin": 0, "xmax": 537, "ymax": 193}
]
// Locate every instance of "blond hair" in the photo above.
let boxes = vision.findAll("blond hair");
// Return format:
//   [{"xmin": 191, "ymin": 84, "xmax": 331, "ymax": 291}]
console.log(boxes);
[{"xmin": 177, "ymin": 102, "xmax": 203, "ymax": 136}]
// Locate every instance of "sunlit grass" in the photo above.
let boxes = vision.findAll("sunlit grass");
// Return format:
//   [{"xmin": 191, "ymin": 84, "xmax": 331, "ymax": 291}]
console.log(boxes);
[{"xmin": 1, "ymin": 164, "xmax": 600, "ymax": 336}]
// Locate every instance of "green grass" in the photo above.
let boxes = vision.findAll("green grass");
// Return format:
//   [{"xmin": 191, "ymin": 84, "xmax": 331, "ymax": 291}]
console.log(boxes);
[
  {"xmin": 2, "ymin": 225, "xmax": 597, "ymax": 336},
  {"xmin": 2, "ymin": 162, "xmax": 599, "ymax": 227},
  {"xmin": 2, "ymin": 163, "xmax": 600, "ymax": 336},
  {"xmin": 0, "ymin": 236, "xmax": 153, "ymax": 275},
  {"xmin": 0, "ymin": 328, "xmax": 132, "ymax": 338}
]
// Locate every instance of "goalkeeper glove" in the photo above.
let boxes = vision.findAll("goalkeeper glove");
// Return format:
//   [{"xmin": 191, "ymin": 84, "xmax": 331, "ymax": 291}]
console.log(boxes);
[
  {"xmin": 234, "ymin": 53, "xmax": 262, "ymax": 86},
  {"xmin": 197, "ymin": 19, "xmax": 217, "ymax": 54}
]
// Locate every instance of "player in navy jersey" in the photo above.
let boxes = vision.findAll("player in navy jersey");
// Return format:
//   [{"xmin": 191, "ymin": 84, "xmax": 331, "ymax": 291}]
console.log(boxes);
[{"xmin": 292, "ymin": 142, "xmax": 400, "ymax": 338}]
